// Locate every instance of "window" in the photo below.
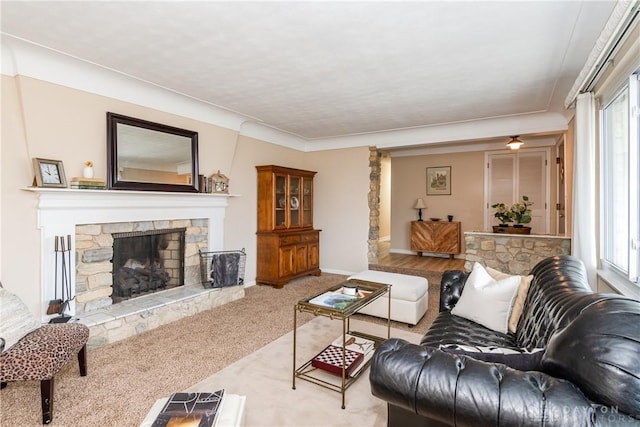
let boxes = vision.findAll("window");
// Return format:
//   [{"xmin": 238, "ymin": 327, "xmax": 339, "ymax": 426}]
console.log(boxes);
[{"xmin": 601, "ymin": 73, "xmax": 640, "ymax": 284}]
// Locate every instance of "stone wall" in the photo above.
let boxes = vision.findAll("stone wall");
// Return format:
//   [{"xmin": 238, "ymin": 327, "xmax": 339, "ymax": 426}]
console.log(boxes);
[
  {"xmin": 464, "ymin": 232, "xmax": 571, "ymax": 274},
  {"xmin": 75, "ymin": 219, "xmax": 208, "ymax": 314}
]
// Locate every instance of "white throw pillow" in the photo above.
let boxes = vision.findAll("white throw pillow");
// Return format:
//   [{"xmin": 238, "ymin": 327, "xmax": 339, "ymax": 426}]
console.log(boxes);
[
  {"xmin": 451, "ymin": 263, "xmax": 520, "ymax": 334},
  {"xmin": 485, "ymin": 267, "xmax": 533, "ymax": 334},
  {"xmin": 0, "ymin": 288, "xmax": 40, "ymax": 351}
]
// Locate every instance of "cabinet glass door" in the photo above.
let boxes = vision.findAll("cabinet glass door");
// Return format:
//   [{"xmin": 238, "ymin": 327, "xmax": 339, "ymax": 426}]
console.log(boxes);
[
  {"xmin": 275, "ymin": 174, "xmax": 287, "ymax": 228},
  {"xmin": 289, "ymin": 176, "xmax": 301, "ymax": 227},
  {"xmin": 302, "ymin": 178, "xmax": 313, "ymax": 227}
]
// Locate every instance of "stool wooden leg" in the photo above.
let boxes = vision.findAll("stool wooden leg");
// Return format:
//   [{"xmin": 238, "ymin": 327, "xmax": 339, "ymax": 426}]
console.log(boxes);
[
  {"xmin": 77, "ymin": 345, "xmax": 87, "ymax": 377},
  {"xmin": 40, "ymin": 378, "xmax": 53, "ymax": 424}
]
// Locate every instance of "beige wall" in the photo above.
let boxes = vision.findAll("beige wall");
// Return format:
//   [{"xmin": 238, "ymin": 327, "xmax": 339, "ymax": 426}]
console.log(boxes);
[
  {"xmin": 1, "ymin": 75, "xmax": 373, "ymax": 316},
  {"xmin": 390, "ymin": 151, "xmax": 486, "ymax": 253},
  {"xmin": 2, "ymin": 75, "xmax": 42, "ymax": 314},
  {"xmin": 379, "ymin": 154, "xmax": 391, "ymax": 240},
  {"xmin": 224, "ymin": 134, "xmax": 305, "ymax": 284},
  {"xmin": 303, "ymin": 147, "xmax": 371, "ymax": 273}
]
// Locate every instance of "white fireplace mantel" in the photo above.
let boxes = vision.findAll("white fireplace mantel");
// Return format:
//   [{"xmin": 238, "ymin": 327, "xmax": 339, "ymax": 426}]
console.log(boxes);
[{"xmin": 25, "ymin": 188, "xmax": 237, "ymax": 321}]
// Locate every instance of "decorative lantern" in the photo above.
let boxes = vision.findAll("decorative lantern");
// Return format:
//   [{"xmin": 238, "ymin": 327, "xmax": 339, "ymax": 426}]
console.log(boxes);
[{"xmin": 209, "ymin": 170, "xmax": 229, "ymax": 193}]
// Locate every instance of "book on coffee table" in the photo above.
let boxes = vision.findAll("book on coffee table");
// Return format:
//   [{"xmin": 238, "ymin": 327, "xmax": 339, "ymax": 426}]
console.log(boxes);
[
  {"xmin": 150, "ymin": 390, "xmax": 224, "ymax": 427},
  {"xmin": 140, "ymin": 392, "xmax": 246, "ymax": 427},
  {"xmin": 308, "ymin": 291, "xmax": 357, "ymax": 310}
]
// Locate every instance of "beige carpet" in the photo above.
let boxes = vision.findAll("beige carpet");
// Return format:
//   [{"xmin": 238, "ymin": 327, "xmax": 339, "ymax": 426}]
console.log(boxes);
[
  {"xmin": 188, "ymin": 316, "xmax": 421, "ymax": 426},
  {"xmin": 0, "ymin": 271, "xmax": 441, "ymax": 426}
]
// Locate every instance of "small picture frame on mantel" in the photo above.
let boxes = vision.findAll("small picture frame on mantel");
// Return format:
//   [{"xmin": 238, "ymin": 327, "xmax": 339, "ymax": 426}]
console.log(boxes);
[
  {"xmin": 33, "ymin": 158, "xmax": 68, "ymax": 188},
  {"xmin": 209, "ymin": 170, "xmax": 229, "ymax": 194},
  {"xmin": 426, "ymin": 166, "xmax": 451, "ymax": 195}
]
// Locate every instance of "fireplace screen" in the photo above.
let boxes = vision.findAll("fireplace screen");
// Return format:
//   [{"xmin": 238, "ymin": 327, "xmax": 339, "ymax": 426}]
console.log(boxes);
[
  {"xmin": 199, "ymin": 249, "xmax": 246, "ymax": 288},
  {"xmin": 111, "ymin": 228, "xmax": 185, "ymax": 303}
]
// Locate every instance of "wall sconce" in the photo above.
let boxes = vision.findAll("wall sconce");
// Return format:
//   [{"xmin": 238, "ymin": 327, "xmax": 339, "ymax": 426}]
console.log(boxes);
[
  {"xmin": 506, "ymin": 136, "xmax": 524, "ymax": 150},
  {"xmin": 414, "ymin": 198, "xmax": 426, "ymax": 221}
]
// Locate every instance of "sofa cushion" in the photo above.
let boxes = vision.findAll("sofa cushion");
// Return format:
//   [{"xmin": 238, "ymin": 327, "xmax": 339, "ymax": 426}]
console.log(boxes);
[
  {"xmin": 485, "ymin": 267, "xmax": 533, "ymax": 334},
  {"xmin": 421, "ymin": 311, "xmax": 517, "ymax": 349},
  {"xmin": 540, "ymin": 297, "xmax": 640, "ymax": 418},
  {"xmin": 451, "ymin": 263, "xmax": 520, "ymax": 334},
  {"xmin": 0, "ymin": 288, "xmax": 40, "ymax": 352},
  {"xmin": 439, "ymin": 344, "xmax": 544, "ymax": 371},
  {"xmin": 516, "ymin": 255, "xmax": 597, "ymax": 349}
]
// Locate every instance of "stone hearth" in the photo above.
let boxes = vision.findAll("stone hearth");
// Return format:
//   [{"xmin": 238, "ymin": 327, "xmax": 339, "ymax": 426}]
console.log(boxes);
[{"xmin": 82, "ymin": 284, "xmax": 243, "ymax": 349}]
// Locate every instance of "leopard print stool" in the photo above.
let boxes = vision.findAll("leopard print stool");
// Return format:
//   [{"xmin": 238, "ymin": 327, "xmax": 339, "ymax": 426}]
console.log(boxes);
[{"xmin": 0, "ymin": 322, "xmax": 89, "ymax": 424}]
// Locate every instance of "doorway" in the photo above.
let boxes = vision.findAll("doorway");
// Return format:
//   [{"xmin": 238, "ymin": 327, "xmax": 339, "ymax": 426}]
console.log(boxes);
[{"xmin": 484, "ymin": 148, "xmax": 551, "ymax": 233}]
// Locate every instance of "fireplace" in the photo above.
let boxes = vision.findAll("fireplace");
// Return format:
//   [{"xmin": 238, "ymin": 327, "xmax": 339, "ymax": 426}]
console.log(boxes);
[
  {"xmin": 111, "ymin": 227, "xmax": 186, "ymax": 303},
  {"xmin": 31, "ymin": 189, "xmax": 245, "ymax": 347},
  {"xmin": 75, "ymin": 219, "xmax": 207, "ymax": 315},
  {"xmin": 32, "ymin": 189, "xmax": 231, "ymax": 322}
]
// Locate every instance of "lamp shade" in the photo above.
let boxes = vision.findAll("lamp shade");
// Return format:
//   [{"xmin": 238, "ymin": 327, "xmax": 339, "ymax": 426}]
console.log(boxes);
[
  {"xmin": 506, "ymin": 136, "xmax": 524, "ymax": 150},
  {"xmin": 414, "ymin": 198, "xmax": 426, "ymax": 209}
]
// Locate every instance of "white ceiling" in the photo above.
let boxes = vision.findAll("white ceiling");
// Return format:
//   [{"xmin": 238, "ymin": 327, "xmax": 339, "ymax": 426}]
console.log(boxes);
[{"xmin": 0, "ymin": 1, "xmax": 618, "ymax": 149}]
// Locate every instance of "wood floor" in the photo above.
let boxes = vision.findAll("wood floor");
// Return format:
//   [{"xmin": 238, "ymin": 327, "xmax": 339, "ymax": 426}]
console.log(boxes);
[{"xmin": 373, "ymin": 240, "xmax": 465, "ymax": 273}]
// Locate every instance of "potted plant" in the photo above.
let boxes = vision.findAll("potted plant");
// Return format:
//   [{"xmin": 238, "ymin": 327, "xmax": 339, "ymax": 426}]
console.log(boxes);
[
  {"xmin": 510, "ymin": 195, "xmax": 533, "ymax": 227},
  {"xmin": 491, "ymin": 202, "xmax": 513, "ymax": 226},
  {"xmin": 491, "ymin": 196, "xmax": 533, "ymax": 234}
]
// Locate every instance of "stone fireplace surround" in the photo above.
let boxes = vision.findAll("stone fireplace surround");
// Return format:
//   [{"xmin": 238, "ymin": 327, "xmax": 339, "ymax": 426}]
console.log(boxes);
[
  {"xmin": 76, "ymin": 221, "xmax": 197, "ymax": 314},
  {"xmin": 29, "ymin": 188, "xmax": 244, "ymax": 348}
]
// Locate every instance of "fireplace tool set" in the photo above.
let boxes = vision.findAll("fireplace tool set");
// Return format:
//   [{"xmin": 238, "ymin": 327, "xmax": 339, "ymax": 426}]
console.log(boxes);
[{"xmin": 47, "ymin": 234, "xmax": 74, "ymax": 323}]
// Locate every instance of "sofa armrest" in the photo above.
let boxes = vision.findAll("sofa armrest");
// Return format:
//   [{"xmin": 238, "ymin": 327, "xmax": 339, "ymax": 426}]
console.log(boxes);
[
  {"xmin": 439, "ymin": 270, "xmax": 467, "ymax": 312},
  {"xmin": 370, "ymin": 339, "xmax": 607, "ymax": 427}
]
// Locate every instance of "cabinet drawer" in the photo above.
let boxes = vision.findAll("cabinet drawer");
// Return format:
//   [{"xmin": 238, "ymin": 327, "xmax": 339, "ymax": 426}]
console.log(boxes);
[
  {"xmin": 280, "ymin": 235, "xmax": 301, "ymax": 245},
  {"xmin": 300, "ymin": 233, "xmax": 319, "ymax": 243}
]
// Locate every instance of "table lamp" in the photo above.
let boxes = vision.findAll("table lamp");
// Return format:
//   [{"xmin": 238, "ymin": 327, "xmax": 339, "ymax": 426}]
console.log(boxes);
[{"xmin": 414, "ymin": 198, "xmax": 426, "ymax": 221}]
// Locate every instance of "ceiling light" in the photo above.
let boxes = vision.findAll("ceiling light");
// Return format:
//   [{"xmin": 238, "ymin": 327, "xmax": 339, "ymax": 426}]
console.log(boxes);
[{"xmin": 506, "ymin": 136, "xmax": 524, "ymax": 150}]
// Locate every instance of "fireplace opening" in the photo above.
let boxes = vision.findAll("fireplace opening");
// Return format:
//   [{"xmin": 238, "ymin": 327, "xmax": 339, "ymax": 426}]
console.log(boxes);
[{"xmin": 111, "ymin": 227, "xmax": 186, "ymax": 303}]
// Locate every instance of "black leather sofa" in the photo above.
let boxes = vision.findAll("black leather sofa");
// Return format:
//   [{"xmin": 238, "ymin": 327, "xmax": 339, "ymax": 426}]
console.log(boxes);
[{"xmin": 370, "ymin": 256, "xmax": 640, "ymax": 426}]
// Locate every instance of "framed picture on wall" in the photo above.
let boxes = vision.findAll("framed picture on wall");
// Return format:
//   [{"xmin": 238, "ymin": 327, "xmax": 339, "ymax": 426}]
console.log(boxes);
[{"xmin": 426, "ymin": 166, "xmax": 451, "ymax": 195}]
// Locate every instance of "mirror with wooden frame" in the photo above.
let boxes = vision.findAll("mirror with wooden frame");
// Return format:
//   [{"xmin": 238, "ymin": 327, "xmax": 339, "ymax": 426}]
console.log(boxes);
[{"xmin": 107, "ymin": 112, "xmax": 199, "ymax": 192}]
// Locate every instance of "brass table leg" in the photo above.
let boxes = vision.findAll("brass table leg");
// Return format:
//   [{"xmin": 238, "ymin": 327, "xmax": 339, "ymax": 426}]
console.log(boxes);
[
  {"xmin": 292, "ymin": 305, "xmax": 297, "ymax": 390},
  {"xmin": 341, "ymin": 317, "xmax": 346, "ymax": 409}
]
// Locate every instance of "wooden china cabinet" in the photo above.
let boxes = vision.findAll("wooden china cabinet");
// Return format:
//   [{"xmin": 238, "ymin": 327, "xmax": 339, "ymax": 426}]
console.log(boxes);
[{"xmin": 256, "ymin": 165, "xmax": 321, "ymax": 287}]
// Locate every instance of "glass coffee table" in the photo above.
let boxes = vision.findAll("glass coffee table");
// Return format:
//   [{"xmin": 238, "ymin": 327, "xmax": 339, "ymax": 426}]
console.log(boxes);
[{"xmin": 292, "ymin": 279, "xmax": 390, "ymax": 409}]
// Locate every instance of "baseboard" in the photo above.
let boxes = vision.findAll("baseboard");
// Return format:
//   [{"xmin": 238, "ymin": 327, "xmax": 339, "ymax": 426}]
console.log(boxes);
[
  {"xmin": 389, "ymin": 248, "xmax": 415, "ymax": 255},
  {"xmin": 319, "ymin": 268, "xmax": 356, "ymax": 276}
]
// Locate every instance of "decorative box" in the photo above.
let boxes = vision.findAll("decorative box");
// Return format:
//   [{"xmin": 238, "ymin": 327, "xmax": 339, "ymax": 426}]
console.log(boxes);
[{"xmin": 311, "ymin": 345, "xmax": 364, "ymax": 377}]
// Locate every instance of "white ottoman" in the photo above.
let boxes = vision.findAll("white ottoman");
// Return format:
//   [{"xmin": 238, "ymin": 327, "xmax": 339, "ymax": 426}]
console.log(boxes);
[{"xmin": 347, "ymin": 270, "xmax": 428, "ymax": 326}]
